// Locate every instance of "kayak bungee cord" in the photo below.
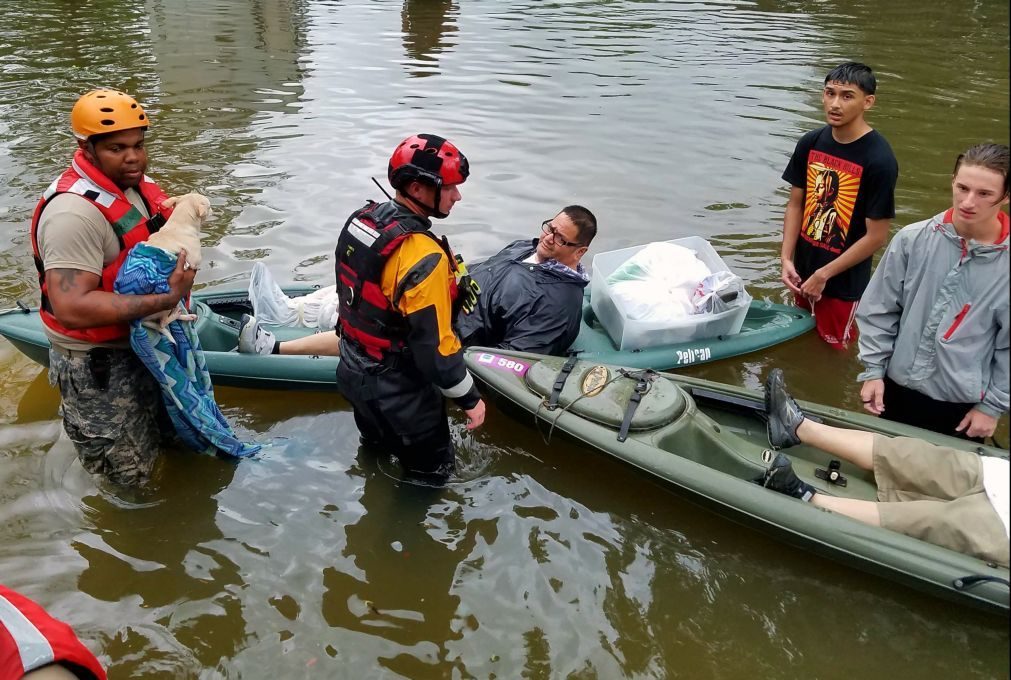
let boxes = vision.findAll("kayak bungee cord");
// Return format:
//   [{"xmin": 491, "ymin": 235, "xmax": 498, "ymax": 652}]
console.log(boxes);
[{"xmin": 533, "ymin": 367, "xmax": 658, "ymax": 445}]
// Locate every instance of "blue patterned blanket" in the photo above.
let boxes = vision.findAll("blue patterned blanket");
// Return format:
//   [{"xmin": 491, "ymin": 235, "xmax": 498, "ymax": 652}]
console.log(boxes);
[{"xmin": 113, "ymin": 243, "xmax": 260, "ymax": 458}]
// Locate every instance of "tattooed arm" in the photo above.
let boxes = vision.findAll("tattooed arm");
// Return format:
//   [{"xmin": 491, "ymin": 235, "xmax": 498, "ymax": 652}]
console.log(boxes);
[{"xmin": 45, "ymin": 251, "xmax": 196, "ymax": 329}]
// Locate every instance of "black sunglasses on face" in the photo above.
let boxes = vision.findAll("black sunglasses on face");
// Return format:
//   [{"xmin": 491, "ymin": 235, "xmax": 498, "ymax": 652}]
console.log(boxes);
[{"xmin": 541, "ymin": 220, "xmax": 584, "ymax": 248}]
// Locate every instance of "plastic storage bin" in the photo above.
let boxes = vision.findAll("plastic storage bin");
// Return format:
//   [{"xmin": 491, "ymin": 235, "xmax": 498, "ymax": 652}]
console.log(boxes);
[{"xmin": 590, "ymin": 236, "xmax": 752, "ymax": 351}]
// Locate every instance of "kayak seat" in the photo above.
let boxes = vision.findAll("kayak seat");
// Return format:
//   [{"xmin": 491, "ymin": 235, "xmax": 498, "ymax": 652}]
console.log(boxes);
[
  {"xmin": 192, "ymin": 301, "xmax": 241, "ymax": 352},
  {"xmin": 193, "ymin": 301, "xmax": 322, "ymax": 351},
  {"xmin": 524, "ymin": 357, "xmax": 686, "ymax": 431}
]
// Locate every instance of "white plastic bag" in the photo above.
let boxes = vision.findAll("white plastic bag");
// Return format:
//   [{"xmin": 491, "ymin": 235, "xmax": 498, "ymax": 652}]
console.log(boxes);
[
  {"xmin": 606, "ymin": 242, "xmax": 710, "ymax": 289},
  {"xmin": 248, "ymin": 262, "xmax": 340, "ymax": 330},
  {"xmin": 606, "ymin": 242, "xmax": 711, "ymax": 323},
  {"xmin": 611, "ymin": 280, "xmax": 695, "ymax": 322},
  {"xmin": 691, "ymin": 271, "xmax": 748, "ymax": 314}
]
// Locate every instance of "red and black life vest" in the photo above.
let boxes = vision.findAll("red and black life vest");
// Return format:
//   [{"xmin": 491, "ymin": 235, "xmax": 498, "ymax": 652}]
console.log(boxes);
[
  {"xmin": 29, "ymin": 150, "xmax": 172, "ymax": 344},
  {"xmin": 0, "ymin": 584, "xmax": 107, "ymax": 680},
  {"xmin": 335, "ymin": 200, "xmax": 458, "ymax": 361}
]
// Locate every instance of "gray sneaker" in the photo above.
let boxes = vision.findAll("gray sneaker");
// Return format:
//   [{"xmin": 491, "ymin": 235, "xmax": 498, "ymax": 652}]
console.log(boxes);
[
  {"xmin": 238, "ymin": 314, "xmax": 276, "ymax": 355},
  {"xmin": 764, "ymin": 368, "xmax": 805, "ymax": 449}
]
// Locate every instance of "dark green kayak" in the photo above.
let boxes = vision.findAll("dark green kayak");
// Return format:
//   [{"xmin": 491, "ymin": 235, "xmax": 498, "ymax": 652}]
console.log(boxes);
[
  {"xmin": 0, "ymin": 287, "xmax": 811, "ymax": 390},
  {"xmin": 464, "ymin": 347, "xmax": 1010, "ymax": 615}
]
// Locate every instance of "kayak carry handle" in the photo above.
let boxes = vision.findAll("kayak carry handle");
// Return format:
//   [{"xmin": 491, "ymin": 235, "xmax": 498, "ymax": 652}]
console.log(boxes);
[
  {"xmin": 0, "ymin": 300, "xmax": 32, "ymax": 316},
  {"xmin": 952, "ymin": 575, "xmax": 1010, "ymax": 590}
]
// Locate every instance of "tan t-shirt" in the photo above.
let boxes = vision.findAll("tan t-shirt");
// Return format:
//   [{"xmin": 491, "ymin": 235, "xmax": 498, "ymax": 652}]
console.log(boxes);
[{"xmin": 36, "ymin": 190, "xmax": 149, "ymax": 352}]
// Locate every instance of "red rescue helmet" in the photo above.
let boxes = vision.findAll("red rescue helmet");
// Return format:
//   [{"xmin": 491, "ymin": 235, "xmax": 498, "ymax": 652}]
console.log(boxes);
[{"xmin": 388, "ymin": 134, "xmax": 469, "ymax": 192}]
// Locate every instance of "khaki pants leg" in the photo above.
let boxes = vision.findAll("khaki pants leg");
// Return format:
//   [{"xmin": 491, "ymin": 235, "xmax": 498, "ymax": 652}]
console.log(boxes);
[
  {"xmin": 873, "ymin": 435, "xmax": 1008, "ymax": 567},
  {"xmin": 872, "ymin": 435, "xmax": 983, "ymax": 501}
]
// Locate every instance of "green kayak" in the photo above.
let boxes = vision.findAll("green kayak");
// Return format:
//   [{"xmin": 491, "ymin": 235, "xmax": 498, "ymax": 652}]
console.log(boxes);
[
  {"xmin": 0, "ymin": 287, "xmax": 811, "ymax": 390},
  {"xmin": 464, "ymin": 347, "xmax": 1010, "ymax": 615}
]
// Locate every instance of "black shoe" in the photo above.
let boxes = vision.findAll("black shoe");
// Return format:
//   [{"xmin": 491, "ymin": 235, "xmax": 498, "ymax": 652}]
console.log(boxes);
[
  {"xmin": 764, "ymin": 368, "xmax": 805, "ymax": 450},
  {"xmin": 760, "ymin": 452, "xmax": 815, "ymax": 502}
]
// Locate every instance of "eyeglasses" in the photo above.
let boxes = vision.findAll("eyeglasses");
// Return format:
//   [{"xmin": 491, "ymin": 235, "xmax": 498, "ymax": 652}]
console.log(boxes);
[{"xmin": 541, "ymin": 220, "xmax": 584, "ymax": 248}]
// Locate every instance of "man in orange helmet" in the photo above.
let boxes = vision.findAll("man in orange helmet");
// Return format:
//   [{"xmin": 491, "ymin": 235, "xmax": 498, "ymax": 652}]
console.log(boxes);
[{"xmin": 29, "ymin": 89, "xmax": 195, "ymax": 486}]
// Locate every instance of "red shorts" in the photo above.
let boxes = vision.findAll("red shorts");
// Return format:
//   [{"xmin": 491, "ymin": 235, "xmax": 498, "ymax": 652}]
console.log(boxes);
[{"xmin": 794, "ymin": 294, "xmax": 859, "ymax": 350}]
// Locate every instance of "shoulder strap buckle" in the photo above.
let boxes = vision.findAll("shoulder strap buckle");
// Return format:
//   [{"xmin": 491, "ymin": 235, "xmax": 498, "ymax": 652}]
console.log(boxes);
[{"xmin": 146, "ymin": 213, "xmax": 166, "ymax": 233}]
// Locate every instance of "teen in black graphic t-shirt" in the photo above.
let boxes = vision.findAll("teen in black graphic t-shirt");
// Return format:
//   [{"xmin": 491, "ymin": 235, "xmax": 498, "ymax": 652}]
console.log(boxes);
[
  {"xmin": 783, "ymin": 125, "xmax": 899, "ymax": 300},
  {"xmin": 780, "ymin": 62, "xmax": 898, "ymax": 349}
]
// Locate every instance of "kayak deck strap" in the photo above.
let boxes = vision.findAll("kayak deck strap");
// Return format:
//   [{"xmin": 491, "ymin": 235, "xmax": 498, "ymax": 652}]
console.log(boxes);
[
  {"xmin": 548, "ymin": 353, "xmax": 580, "ymax": 409},
  {"xmin": 524, "ymin": 357, "xmax": 687, "ymax": 431},
  {"xmin": 617, "ymin": 369, "xmax": 657, "ymax": 442}
]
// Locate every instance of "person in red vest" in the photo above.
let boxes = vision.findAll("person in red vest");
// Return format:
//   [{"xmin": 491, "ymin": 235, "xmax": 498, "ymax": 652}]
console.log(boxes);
[
  {"xmin": 30, "ymin": 89, "xmax": 196, "ymax": 486},
  {"xmin": 0, "ymin": 585, "xmax": 107, "ymax": 679}
]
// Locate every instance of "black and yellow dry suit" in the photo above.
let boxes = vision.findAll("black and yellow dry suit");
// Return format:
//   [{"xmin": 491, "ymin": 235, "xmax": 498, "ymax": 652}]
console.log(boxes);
[{"xmin": 335, "ymin": 199, "xmax": 480, "ymax": 479}]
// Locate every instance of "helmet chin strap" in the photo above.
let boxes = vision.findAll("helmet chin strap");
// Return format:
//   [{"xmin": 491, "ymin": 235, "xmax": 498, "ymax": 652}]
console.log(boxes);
[
  {"xmin": 402, "ymin": 182, "xmax": 448, "ymax": 219},
  {"xmin": 430, "ymin": 184, "xmax": 448, "ymax": 219}
]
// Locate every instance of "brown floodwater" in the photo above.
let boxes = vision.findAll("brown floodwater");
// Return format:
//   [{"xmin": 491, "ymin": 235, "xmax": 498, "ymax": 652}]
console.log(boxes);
[{"xmin": 0, "ymin": 0, "xmax": 1008, "ymax": 677}]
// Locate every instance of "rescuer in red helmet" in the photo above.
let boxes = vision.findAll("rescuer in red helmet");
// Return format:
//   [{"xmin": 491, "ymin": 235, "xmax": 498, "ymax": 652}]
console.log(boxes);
[{"xmin": 332, "ymin": 133, "xmax": 485, "ymax": 483}]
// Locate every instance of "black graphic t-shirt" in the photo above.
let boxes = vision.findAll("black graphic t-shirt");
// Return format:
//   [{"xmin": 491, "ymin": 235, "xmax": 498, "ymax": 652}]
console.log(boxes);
[{"xmin": 782, "ymin": 126, "xmax": 898, "ymax": 301}]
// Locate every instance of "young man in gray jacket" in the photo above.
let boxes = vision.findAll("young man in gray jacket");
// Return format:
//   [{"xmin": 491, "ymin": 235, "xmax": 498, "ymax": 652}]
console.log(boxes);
[{"xmin": 856, "ymin": 143, "xmax": 1009, "ymax": 441}]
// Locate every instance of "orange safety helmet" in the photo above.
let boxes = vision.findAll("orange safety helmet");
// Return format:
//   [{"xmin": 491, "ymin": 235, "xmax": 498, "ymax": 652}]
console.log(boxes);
[{"xmin": 71, "ymin": 89, "xmax": 149, "ymax": 140}]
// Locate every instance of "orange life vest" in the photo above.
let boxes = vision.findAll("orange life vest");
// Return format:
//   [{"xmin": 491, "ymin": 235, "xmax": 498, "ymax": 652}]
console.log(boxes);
[{"xmin": 29, "ymin": 150, "xmax": 172, "ymax": 343}]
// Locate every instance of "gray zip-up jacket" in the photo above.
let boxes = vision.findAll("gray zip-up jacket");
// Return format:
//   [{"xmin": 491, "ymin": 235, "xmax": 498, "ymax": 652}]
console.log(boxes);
[{"xmin": 856, "ymin": 210, "xmax": 1009, "ymax": 417}]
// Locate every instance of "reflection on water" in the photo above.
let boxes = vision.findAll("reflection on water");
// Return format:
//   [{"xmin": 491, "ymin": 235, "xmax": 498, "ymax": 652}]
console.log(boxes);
[
  {"xmin": 402, "ymin": 0, "xmax": 459, "ymax": 78},
  {"xmin": 76, "ymin": 453, "xmax": 241, "ymax": 676},
  {"xmin": 0, "ymin": 0, "xmax": 1008, "ymax": 677}
]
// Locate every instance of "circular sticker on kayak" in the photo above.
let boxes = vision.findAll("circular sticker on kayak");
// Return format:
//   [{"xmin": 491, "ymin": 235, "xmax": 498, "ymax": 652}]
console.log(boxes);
[{"xmin": 581, "ymin": 365, "xmax": 609, "ymax": 397}]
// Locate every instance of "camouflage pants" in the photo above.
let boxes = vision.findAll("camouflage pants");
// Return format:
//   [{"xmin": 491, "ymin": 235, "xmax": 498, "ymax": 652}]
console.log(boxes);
[{"xmin": 48, "ymin": 347, "xmax": 165, "ymax": 486}]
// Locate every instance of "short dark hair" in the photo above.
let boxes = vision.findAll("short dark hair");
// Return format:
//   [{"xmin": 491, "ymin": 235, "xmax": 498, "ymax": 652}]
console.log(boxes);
[
  {"xmin": 560, "ymin": 205, "xmax": 597, "ymax": 246},
  {"xmin": 953, "ymin": 143, "xmax": 1011, "ymax": 198},
  {"xmin": 824, "ymin": 62, "xmax": 876, "ymax": 95}
]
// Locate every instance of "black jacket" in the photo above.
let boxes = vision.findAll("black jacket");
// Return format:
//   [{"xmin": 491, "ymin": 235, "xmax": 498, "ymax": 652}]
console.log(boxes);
[{"xmin": 456, "ymin": 239, "xmax": 588, "ymax": 356}]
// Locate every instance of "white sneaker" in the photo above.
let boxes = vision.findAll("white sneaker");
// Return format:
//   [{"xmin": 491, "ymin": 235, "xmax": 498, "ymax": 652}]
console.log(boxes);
[{"xmin": 238, "ymin": 314, "xmax": 277, "ymax": 355}]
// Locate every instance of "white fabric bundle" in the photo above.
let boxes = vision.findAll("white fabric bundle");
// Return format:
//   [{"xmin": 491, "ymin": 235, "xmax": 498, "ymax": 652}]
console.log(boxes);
[{"xmin": 247, "ymin": 262, "xmax": 340, "ymax": 331}]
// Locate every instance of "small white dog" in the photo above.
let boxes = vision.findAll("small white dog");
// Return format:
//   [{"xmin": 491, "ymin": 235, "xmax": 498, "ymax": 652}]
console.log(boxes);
[
  {"xmin": 141, "ymin": 192, "xmax": 212, "ymax": 337},
  {"xmin": 148, "ymin": 192, "xmax": 210, "ymax": 269}
]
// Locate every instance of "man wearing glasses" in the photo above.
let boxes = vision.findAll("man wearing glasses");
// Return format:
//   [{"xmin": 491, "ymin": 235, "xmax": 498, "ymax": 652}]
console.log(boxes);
[
  {"xmin": 456, "ymin": 205, "xmax": 596, "ymax": 355},
  {"xmin": 240, "ymin": 205, "xmax": 597, "ymax": 357}
]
